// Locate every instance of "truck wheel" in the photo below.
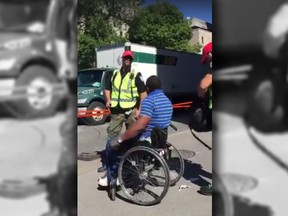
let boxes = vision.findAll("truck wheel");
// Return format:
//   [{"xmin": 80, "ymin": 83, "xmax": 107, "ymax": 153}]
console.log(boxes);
[
  {"xmin": 84, "ymin": 101, "xmax": 107, "ymax": 125},
  {"xmin": 10, "ymin": 65, "xmax": 61, "ymax": 119}
]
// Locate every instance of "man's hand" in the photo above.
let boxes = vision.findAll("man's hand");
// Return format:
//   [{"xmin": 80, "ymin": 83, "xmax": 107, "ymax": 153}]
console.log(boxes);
[
  {"xmin": 263, "ymin": 3, "xmax": 288, "ymax": 58},
  {"xmin": 106, "ymin": 100, "xmax": 111, "ymax": 108},
  {"xmin": 135, "ymin": 108, "xmax": 140, "ymax": 119},
  {"xmin": 197, "ymin": 87, "xmax": 207, "ymax": 98}
]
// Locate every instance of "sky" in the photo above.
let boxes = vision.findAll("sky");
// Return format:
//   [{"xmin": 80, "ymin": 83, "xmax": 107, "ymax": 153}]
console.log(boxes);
[{"xmin": 142, "ymin": 0, "xmax": 212, "ymax": 23}]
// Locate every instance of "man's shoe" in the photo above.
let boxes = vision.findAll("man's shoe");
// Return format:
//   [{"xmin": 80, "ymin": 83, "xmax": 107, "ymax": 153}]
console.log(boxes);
[
  {"xmin": 97, "ymin": 166, "xmax": 106, "ymax": 173},
  {"xmin": 199, "ymin": 183, "xmax": 212, "ymax": 196},
  {"xmin": 98, "ymin": 175, "xmax": 119, "ymax": 187}
]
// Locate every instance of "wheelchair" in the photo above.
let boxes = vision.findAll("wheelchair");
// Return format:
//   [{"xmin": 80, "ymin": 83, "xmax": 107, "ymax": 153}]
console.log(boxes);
[{"xmin": 105, "ymin": 124, "xmax": 184, "ymax": 206}]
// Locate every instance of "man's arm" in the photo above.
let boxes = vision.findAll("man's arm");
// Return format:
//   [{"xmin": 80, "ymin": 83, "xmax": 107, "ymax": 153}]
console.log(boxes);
[
  {"xmin": 138, "ymin": 92, "xmax": 147, "ymax": 112},
  {"xmin": 119, "ymin": 115, "xmax": 150, "ymax": 141},
  {"xmin": 197, "ymin": 73, "xmax": 212, "ymax": 98},
  {"xmin": 104, "ymin": 72, "xmax": 113, "ymax": 108},
  {"xmin": 135, "ymin": 73, "xmax": 147, "ymax": 116},
  {"xmin": 120, "ymin": 97, "xmax": 154, "ymax": 144},
  {"xmin": 104, "ymin": 90, "xmax": 111, "ymax": 108},
  {"xmin": 263, "ymin": 3, "xmax": 288, "ymax": 58}
]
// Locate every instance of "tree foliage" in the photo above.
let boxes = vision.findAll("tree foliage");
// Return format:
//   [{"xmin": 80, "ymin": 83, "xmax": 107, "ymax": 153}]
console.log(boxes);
[
  {"xmin": 77, "ymin": 0, "xmax": 143, "ymax": 69},
  {"xmin": 77, "ymin": 0, "xmax": 205, "ymax": 69},
  {"xmin": 78, "ymin": 0, "xmax": 144, "ymax": 24},
  {"xmin": 128, "ymin": 1, "xmax": 195, "ymax": 52}
]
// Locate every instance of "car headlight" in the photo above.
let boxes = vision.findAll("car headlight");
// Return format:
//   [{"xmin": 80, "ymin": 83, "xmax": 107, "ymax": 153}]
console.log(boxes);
[
  {"xmin": 0, "ymin": 58, "xmax": 16, "ymax": 70},
  {"xmin": 78, "ymin": 98, "xmax": 87, "ymax": 104}
]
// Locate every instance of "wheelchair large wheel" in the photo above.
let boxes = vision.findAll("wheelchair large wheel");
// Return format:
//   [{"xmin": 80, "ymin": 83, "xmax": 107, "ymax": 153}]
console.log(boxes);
[
  {"xmin": 213, "ymin": 173, "xmax": 234, "ymax": 216},
  {"xmin": 165, "ymin": 143, "xmax": 184, "ymax": 186},
  {"xmin": 118, "ymin": 146, "xmax": 170, "ymax": 206}
]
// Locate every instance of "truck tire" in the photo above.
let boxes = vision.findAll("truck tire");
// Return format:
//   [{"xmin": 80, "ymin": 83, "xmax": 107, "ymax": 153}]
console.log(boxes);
[
  {"xmin": 10, "ymin": 65, "xmax": 61, "ymax": 119},
  {"xmin": 84, "ymin": 101, "xmax": 107, "ymax": 125}
]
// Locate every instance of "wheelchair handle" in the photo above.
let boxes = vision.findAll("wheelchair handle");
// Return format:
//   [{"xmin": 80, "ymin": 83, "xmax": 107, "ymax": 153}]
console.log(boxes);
[{"xmin": 170, "ymin": 123, "xmax": 178, "ymax": 131}]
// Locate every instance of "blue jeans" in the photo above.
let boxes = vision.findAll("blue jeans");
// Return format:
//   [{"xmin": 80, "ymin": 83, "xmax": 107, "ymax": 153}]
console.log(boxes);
[
  {"xmin": 105, "ymin": 138, "xmax": 151, "ymax": 184},
  {"xmin": 105, "ymin": 138, "xmax": 122, "ymax": 184}
]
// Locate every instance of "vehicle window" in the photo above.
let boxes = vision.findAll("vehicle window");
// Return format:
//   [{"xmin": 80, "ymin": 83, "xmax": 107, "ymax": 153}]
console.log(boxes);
[{"xmin": 78, "ymin": 70, "xmax": 104, "ymax": 87}]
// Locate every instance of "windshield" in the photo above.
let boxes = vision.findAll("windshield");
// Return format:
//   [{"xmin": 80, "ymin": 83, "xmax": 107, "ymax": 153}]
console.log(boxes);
[
  {"xmin": 0, "ymin": 0, "xmax": 50, "ymax": 33},
  {"xmin": 78, "ymin": 70, "xmax": 104, "ymax": 87}
]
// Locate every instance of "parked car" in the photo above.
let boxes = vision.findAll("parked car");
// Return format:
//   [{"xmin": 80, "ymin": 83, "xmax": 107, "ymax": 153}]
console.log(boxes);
[{"xmin": 77, "ymin": 68, "xmax": 114, "ymax": 125}]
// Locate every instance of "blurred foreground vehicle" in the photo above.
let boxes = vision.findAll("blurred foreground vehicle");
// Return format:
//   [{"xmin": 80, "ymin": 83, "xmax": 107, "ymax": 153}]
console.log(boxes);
[{"xmin": 0, "ymin": 0, "xmax": 76, "ymax": 118}]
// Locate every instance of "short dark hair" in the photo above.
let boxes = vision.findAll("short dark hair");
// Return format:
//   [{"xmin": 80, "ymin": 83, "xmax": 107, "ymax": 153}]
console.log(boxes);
[{"xmin": 146, "ymin": 75, "xmax": 162, "ymax": 91}]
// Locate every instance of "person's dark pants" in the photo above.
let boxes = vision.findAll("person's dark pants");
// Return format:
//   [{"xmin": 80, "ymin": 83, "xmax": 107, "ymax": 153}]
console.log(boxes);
[
  {"xmin": 189, "ymin": 101, "xmax": 212, "ymax": 132},
  {"xmin": 246, "ymin": 77, "xmax": 288, "ymax": 132},
  {"xmin": 99, "ymin": 110, "xmax": 137, "ymax": 170}
]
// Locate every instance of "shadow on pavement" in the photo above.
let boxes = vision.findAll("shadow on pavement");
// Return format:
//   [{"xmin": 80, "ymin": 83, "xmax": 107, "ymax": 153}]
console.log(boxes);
[
  {"xmin": 233, "ymin": 195, "xmax": 273, "ymax": 216},
  {"xmin": 182, "ymin": 161, "xmax": 212, "ymax": 187}
]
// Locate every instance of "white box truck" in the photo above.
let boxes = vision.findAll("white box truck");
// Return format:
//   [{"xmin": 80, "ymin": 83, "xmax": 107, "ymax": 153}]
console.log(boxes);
[{"xmin": 95, "ymin": 42, "xmax": 210, "ymax": 101}]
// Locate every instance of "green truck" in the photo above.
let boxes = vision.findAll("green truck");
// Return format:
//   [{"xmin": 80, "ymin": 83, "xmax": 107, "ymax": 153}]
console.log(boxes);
[
  {"xmin": 0, "ymin": 0, "xmax": 76, "ymax": 118},
  {"xmin": 77, "ymin": 68, "xmax": 115, "ymax": 125}
]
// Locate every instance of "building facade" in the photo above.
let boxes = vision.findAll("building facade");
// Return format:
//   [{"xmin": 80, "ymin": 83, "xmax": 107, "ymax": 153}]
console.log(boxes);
[{"xmin": 187, "ymin": 17, "xmax": 212, "ymax": 50}]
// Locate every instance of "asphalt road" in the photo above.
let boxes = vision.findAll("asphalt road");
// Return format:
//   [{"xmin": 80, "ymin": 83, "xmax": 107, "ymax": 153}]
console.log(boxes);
[
  {"xmin": 78, "ymin": 110, "xmax": 213, "ymax": 216},
  {"xmin": 0, "ymin": 112, "xmax": 66, "ymax": 216},
  {"xmin": 215, "ymin": 83, "xmax": 288, "ymax": 216}
]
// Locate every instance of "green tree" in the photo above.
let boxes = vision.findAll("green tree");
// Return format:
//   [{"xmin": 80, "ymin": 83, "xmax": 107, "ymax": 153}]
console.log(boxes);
[
  {"xmin": 77, "ymin": 0, "xmax": 144, "ymax": 69},
  {"xmin": 128, "ymin": 1, "xmax": 195, "ymax": 52},
  {"xmin": 77, "ymin": 17, "xmax": 126, "ymax": 69},
  {"xmin": 78, "ymin": 0, "xmax": 144, "ymax": 24}
]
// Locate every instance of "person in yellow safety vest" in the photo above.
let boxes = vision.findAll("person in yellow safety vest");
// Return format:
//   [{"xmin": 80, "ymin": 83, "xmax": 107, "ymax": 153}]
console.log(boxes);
[
  {"xmin": 245, "ymin": 3, "xmax": 288, "ymax": 132},
  {"xmin": 198, "ymin": 42, "xmax": 212, "ymax": 110},
  {"xmin": 263, "ymin": 2, "xmax": 288, "ymax": 59},
  {"xmin": 261, "ymin": 2, "xmax": 288, "ymax": 129},
  {"xmin": 97, "ymin": 50, "xmax": 147, "ymax": 173},
  {"xmin": 198, "ymin": 42, "xmax": 213, "ymax": 196}
]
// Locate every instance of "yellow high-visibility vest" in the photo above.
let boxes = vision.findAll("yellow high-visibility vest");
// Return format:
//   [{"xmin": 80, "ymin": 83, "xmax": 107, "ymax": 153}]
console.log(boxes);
[{"xmin": 111, "ymin": 69, "xmax": 139, "ymax": 109}]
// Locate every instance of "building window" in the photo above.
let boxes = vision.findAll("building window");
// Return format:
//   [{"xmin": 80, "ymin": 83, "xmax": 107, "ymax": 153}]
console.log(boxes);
[{"xmin": 201, "ymin": 36, "xmax": 204, "ymax": 44}]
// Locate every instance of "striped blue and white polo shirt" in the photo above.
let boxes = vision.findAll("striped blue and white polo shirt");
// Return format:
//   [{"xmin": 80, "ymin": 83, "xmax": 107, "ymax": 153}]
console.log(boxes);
[{"xmin": 139, "ymin": 89, "xmax": 173, "ymax": 139}]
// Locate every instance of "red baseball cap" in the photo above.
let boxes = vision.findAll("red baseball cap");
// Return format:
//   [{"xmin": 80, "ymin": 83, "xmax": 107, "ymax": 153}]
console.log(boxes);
[
  {"xmin": 122, "ymin": 50, "xmax": 134, "ymax": 59},
  {"xmin": 201, "ymin": 42, "xmax": 212, "ymax": 64}
]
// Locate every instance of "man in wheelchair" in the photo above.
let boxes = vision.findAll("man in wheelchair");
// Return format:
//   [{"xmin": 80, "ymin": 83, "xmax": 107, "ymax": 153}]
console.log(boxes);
[{"xmin": 98, "ymin": 75, "xmax": 173, "ymax": 187}]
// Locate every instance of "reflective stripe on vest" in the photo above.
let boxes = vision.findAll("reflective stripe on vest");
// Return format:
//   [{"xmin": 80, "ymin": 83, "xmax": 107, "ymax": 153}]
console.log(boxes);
[
  {"xmin": 209, "ymin": 86, "xmax": 212, "ymax": 109},
  {"xmin": 209, "ymin": 61, "xmax": 212, "ymax": 109},
  {"xmin": 111, "ymin": 69, "xmax": 139, "ymax": 109}
]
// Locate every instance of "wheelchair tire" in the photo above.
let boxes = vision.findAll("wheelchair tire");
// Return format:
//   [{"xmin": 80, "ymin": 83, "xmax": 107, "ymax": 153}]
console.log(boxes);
[
  {"xmin": 118, "ymin": 146, "xmax": 170, "ymax": 206},
  {"xmin": 213, "ymin": 173, "xmax": 234, "ymax": 216},
  {"xmin": 166, "ymin": 143, "xmax": 185, "ymax": 186},
  {"xmin": 109, "ymin": 184, "xmax": 116, "ymax": 201}
]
